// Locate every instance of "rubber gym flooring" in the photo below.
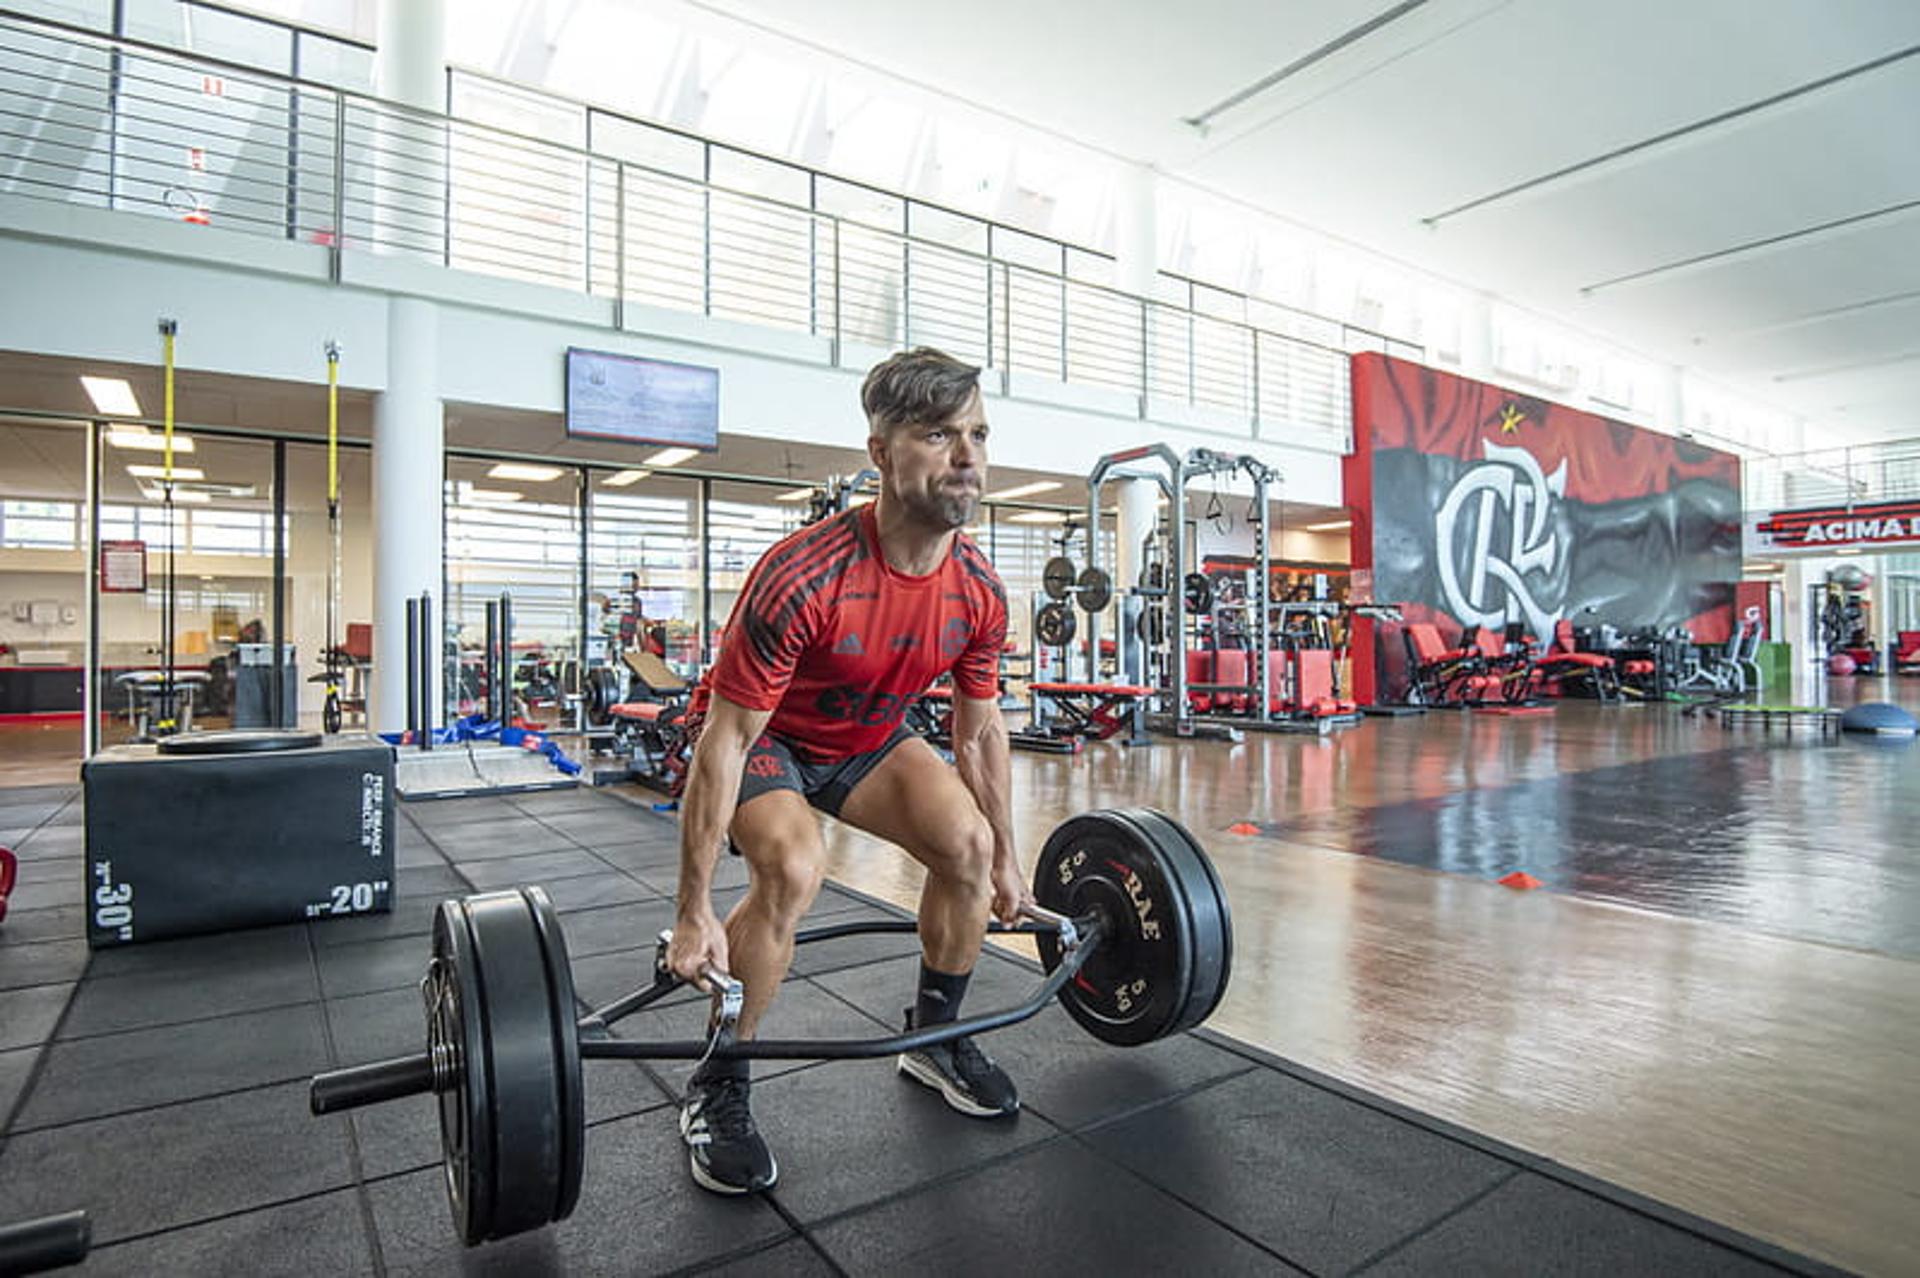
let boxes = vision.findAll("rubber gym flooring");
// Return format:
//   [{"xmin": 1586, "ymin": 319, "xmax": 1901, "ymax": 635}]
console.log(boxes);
[{"xmin": 0, "ymin": 782, "xmax": 1844, "ymax": 1276}]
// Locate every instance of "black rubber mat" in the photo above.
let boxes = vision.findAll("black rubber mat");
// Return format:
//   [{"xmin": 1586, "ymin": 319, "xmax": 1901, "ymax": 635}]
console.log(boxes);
[{"xmin": 0, "ymin": 786, "xmax": 1848, "ymax": 1275}]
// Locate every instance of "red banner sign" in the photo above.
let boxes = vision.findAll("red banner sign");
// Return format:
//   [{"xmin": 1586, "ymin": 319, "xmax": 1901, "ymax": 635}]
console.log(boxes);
[{"xmin": 1756, "ymin": 501, "xmax": 1920, "ymax": 548}]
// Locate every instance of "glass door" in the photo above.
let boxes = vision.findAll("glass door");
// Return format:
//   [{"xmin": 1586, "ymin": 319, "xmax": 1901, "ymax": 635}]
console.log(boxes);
[{"xmin": 0, "ymin": 418, "xmax": 90, "ymax": 789}]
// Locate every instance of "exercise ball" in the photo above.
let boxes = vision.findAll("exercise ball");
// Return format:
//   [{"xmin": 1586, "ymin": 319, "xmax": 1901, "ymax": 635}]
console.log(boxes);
[
  {"xmin": 1839, "ymin": 701, "xmax": 1918, "ymax": 736},
  {"xmin": 1827, "ymin": 653, "xmax": 1858, "ymax": 676},
  {"xmin": 1828, "ymin": 565, "xmax": 1868, "ymax": 589}
]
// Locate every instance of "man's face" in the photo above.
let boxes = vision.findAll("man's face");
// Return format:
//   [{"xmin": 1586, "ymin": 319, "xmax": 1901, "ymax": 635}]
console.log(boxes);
[{"xmin": 869, "ymin": 389, "xmax": 989, "ymax": 531}]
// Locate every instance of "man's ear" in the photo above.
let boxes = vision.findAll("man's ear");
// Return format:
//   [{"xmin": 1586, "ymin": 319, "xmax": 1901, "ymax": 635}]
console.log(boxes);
[{"xmin": 866, "ymin": 431, "xmax": 887, "ymax": 470}]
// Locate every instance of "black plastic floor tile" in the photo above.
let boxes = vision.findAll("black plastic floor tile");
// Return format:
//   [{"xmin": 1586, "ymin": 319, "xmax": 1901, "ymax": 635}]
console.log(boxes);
[
  {"xmin": 631, "ymin": 852, "xmax": 750, "ymax": 896},
  {"xmin": 683, "ymin": 1236, "xmax": 840, "ymax": 1276},
  {"xmin": 13, "ymin": 854, "xmax": 78, "ymax": 884},
  {"xmin": 2, "ymin": 879, "xmax": 73, "ymax": 912},
  {"xmin": 453, "ymin": 848, "xmax": 613, "ymax": 890},
  {"xmin": 583, "ymin": 838, "xmax": 681, "ymax": 876},
  {"xmin": 0, "ymin": 903, "xmax": 84, "ymax": 943},
  {"xmin": 58, "ymin": 950, "xmax": 318, "ymax": 1038},
  {"xmin": 0, "ymin": 801, "xmax": 65, "ymax": 828},
  {"xmin": 784, "ymin": 914, "xmax": 927, "ymax": 978},
  {"xmin": 0, "ymin": 937, "xmax": 90, "ymax": 991},
  {"xmin": 810, "ymin": 1137, "xmax": 1301, "ymax": 1275},
  {"xmin": 545, "ymin": 898, "xmax": 676, "ymax": 961},
  {"xmin": 815, "ymin": 953, "xmax": 1253, "ymax": 1130},
  {"xmin": 81, "ymin": 1188, "xmax": 376, "ymax": 1277},
  {"xmin": 85, "ymin": 920, "xmax": 312, "ymax": 979},
  {"xmin": 425, "ymin": 821, "xmax": 581, "ymax": 859},
  {"xmin": 17, "ymin": 1002, "xmax": 330, "ymax": 1129},
  {"xmin": 1355, "ymin": 1171, "xmax": 1796, "ymax": 1277},
  {"xmin": 745, "ymin": 1054, "xmax": 1056, "ymax": 1224},
  {"xmin": 0, "ymin": 982, "xmax": 74, "ymax": 1051},
  {"xmin": 0, "ymin": 1081, "xmax": 355, "ymax": 1244},
  {"xmin": 12, "ymin": 824, "xmax": 82, "ymax": 856},
  {"xmin": 539, "ymin": 872, "xmax": 653, "ymax": 913},
  {"xmin": 367, "ymin": 1109, "xmax": 792, "ymax": 1275},
  {"xmin": 0, "ymin": 1044, "xmax": 38, "ymax": 1126},
  {"xmin": 316, "ymin": 935, "xmax": 434, "ymax": 999},
  {"xmin": 1084, "ymin": 1068, "xmax": 1513, "ymax": 1275}
]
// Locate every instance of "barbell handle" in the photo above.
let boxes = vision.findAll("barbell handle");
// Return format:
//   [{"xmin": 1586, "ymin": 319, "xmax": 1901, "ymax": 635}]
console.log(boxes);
[
  {"xmin": 0, "ymin": 1210, "xmax": 90, "ymax": 1276},
  {"xmin": 309, "ymin": 1052, "xmax": 436, "ymax": 1115}
]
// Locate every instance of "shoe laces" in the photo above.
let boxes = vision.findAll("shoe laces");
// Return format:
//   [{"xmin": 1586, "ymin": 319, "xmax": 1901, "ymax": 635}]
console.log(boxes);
[{"xmin": 693, "ymin": 1076, "xmax": 757, "ymax": 1142}]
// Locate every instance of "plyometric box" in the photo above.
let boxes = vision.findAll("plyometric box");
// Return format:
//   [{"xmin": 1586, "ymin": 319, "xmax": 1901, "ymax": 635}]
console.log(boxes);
[{"xmin": 82, "ymin": 734, "xmax": 396, "ymax": 947}]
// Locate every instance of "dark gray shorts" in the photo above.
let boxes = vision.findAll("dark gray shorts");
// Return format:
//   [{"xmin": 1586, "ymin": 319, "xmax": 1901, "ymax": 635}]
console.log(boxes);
[{"xmin": 735, "ymin": 725, "xmax": 916, "ymax": 820}]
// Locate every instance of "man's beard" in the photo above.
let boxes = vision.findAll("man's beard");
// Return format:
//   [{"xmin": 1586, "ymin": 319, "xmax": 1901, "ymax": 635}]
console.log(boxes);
[{"xmin": 901, "ymin": 481, "xmax": 979, "ymax": 530}]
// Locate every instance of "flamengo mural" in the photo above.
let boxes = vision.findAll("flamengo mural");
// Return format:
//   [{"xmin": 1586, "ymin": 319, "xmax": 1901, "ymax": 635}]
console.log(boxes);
[{"xmin": 1341, "ymin": 354, "xmax": 1743, "ymax": 703}]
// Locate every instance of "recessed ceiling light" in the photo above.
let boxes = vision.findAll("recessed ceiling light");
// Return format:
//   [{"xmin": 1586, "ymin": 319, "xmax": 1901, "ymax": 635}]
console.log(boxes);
[
  {"xmin": 603, "ymin": 469, "xmax": 652, "ymax": 487},
  {"xmin": 643, "ymin": 447, "xmax": 700, "ymax": 468},
  {"xmin": 81, "ymin": 376, "xmax": 141, "ymax": 416},
  {"xmin": 488, "ymin": 462, "xmax": 565, "ymax": 482},
  {"xmin": 127, "ymin": 464, "xmax": 207, "ymax": 481},
  {"xmin": 1833, "ymin": 547, "xmax": 1862, "ymax": 556},
  {"xmin": 1009, "ymin": 510, "xmax": 1068, "ymax": 524},
  {"xmin": 986, "ymin": 480, "xmax": 1063, "ymax": 501},
  {"xmin": 1302, "ymin": 519, "xmax": 1352, "ymax": 532},
  {"xmin": 107, "ymin": 426, "xmax": 195, "ymax": 454},
  {"xmin": 775, "ymin": 487, "xmax": 815, "ymax": 502}
]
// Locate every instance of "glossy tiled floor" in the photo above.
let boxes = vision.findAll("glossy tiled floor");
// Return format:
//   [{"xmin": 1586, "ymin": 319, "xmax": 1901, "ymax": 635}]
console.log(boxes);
[{"xmin": 815, "ymin": 684, "xmax": 1920, "ymax": 1277}]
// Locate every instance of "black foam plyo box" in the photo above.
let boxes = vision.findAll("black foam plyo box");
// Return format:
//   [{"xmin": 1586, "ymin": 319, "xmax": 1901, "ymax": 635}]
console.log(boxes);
[{"xmin": 81, "ymin": 737, "xmax": 396, "ymax": 947}]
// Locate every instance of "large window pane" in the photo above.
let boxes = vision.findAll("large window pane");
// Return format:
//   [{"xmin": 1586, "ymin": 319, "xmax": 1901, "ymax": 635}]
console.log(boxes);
[{"xmin": 587, "ymin": 469, "xmax": 702, "ymax": 674}]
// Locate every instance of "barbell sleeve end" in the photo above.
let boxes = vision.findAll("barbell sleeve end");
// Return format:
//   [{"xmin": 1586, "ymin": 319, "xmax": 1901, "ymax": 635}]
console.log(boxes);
[{"xmin": 310, "ymin": 1053, "xmax": 438, "ymax": 1115}]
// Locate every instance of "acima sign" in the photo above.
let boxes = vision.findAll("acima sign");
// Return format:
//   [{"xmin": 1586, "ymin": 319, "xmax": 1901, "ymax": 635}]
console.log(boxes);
[{"xmin": 1756, "ymin": 500, "xmax": 1920, "ymax": 548}]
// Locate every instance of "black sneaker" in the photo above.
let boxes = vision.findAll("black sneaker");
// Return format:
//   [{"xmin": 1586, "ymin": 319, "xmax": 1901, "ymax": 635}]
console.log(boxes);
[
  {"xmin": 897, "ymin": 1009, "xmax": 1020, "ymax": 1118},
  {"xmin": 680, "ymin": 1072, "xmax": 778, "ymax": 1194}
]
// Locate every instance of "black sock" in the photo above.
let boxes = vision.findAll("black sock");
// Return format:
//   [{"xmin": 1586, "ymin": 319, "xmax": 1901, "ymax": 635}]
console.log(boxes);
[{"xmin": 914, "ymin": 963, "xmax": 971, "ymax": 1028}]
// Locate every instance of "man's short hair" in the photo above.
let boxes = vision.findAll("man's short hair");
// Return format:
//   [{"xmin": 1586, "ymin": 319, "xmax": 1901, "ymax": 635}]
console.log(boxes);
[{"xmin": 861, "ymin": 347, "xmax": 980, "ymax": 436}]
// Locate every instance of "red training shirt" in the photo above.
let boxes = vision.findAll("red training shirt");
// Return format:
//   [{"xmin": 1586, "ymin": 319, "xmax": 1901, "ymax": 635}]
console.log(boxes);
[{"xmin": 706, "ymin": 505, "xmax": 1007, "ymax": 760}]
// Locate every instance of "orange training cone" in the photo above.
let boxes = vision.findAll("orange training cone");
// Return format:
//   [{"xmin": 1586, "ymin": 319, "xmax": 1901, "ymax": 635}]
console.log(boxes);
[
  {"xmin": 1228, "ymin": 822, "xmax": 1260, "ymax": 835},
  {"xmin": 1498, "ymin": 871, "xmax": 1543, "ymax": 890}
]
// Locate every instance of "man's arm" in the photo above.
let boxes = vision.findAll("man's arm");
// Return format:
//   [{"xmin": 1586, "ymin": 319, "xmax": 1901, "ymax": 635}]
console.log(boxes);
[
  {"xmin": 667, "ymin": 692, "xmax": 773, "ymax": 986},
  {"xmin": 950, "ymin": 691, "xmax": 1029, "ymax": 922}
]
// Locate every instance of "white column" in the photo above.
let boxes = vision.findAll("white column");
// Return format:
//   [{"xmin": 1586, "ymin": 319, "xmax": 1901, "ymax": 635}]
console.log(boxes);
[
  {"xmin": 1662, "ymin": 365, "xmax": 1687, "ymax": 437},
  {"xmin": 1113, "ymin": 163, "xmax": 1158, "ymax": 299},
  {"xmin": 1113, "ymin": 476, "xmax": 1160, "ymax": 682},
  {"xmin": 371, "ymin": 296, "xmax": 442, "ymax": 732},
  {"xmin": 372, "ymin": 0, "xmax": 447, "ymax": 259}
]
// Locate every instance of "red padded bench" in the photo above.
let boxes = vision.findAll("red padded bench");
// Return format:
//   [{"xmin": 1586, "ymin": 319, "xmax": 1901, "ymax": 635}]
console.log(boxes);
[{"xmin": 1029, "ymin": 681, "xmax": 1154, "ymax": 743}]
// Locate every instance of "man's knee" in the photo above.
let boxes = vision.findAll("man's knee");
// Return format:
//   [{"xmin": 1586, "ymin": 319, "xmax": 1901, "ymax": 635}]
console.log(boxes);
[
  {"xmin": 740, "ymin": 833, "xmax": 826, "ymax": 927},
  {"xmin": 923, "ymin": 812, "xmax": 993, "ymax": 891}
]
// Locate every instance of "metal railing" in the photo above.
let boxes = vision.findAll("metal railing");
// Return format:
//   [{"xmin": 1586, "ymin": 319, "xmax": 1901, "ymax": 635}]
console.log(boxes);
[
  {"xmin": 1744, "ymin": 440, "xmax": 1920, "ymax": 514},
  {"xmin": 0, "ymin": 13, "xmax": 1386, "ymax": 444}
]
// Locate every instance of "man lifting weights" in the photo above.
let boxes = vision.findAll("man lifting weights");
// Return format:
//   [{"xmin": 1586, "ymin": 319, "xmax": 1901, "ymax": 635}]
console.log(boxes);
[{"xmin": 667, "ymin": 347, "xmax": 1030, "ymax": 1194}]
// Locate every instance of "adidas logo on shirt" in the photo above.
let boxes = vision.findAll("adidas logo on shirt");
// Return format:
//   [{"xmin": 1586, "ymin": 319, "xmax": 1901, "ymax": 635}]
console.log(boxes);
[{"xmin": 835, "ymin": 632, "xmax": 864, "ymax": 655}]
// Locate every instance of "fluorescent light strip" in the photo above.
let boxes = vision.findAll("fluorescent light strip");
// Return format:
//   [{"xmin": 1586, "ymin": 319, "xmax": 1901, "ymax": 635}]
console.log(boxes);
[
  {"xmin": 775, "ymin": 487, "xmax": 816, "ymax": 502},
  {"xmin": 81, "ymin": 376, "xmax": 141, "ymax": 416},
  {"xmin": 465, "ymin": 488, "xmax": 523, "ymax": 504},
  {"xmin": 107, "ymin": 428, "xmax": 195, "ymax": 454},
  {"xmin": 1009, "ymin": 510, "xmax": 1068, "ymax": 524},
  {"xmin": 488, "ymin": 462, "xmax": 566, "ymax": 482},
  {"xmin": 643, "ymin": 447, "xmax": 700, "ymax": 468},
  {"xmin": 602, "ymin": 469, "xmax": 652, "ymax": 487},
  {"xmin": 985, "ymin": 480, "xmax": 1063, "ymax": 501},
  {"xmin": 138, "ymin": 486, "xmax": 210, "ymax": 503},
  {"xmin": 128, "ymin": 464, "xmax": 207, "ymax": 481},
  {"xmin": 1302, "ymin": 519, "xmax": 1352, "ymax": 532}
]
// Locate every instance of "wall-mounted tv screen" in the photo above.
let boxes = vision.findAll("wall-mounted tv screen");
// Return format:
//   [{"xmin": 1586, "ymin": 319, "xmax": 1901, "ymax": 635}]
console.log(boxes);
[{"xmin": 565, "ymin": 348, "xmax": 719, "ymax": 450}]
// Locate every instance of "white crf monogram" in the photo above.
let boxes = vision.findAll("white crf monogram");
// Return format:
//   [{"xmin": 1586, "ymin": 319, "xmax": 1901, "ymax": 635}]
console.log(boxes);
[{"xmin": 1435, "ymin": 441, "xmax": 1566, "ymax": 639}]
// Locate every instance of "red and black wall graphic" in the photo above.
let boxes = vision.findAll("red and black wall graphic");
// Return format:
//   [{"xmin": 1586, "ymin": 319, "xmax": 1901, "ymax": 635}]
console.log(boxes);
[
  {"xmin": 1341, "ymin": 354, "xmax": 1742, "ymax": 703},
  {"xmin": 1756, "ymin": 500, "xmax": 1920, "ymax": 548}
]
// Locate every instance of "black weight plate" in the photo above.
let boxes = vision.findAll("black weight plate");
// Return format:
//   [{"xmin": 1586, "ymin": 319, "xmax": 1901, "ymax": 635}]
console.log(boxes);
[
  {"xmin": 1122, "ymin": 808, "xmax": 1232, "ymax": 1035},
  {"xmin": 1036, "ymin": 601, "xmax": 1077, "ymax": 648},
  {"xmin": 461, "ymin": 890, "xmax": 570, "ymax": 1242},
  {"xmin": 429, "ymin": 899, "xmax": 493, "ymax": 1245},
  {"xmin": 522, "ymin": 885, "xmax": 585, "ymax": 1226},
  {"xmin": 1077, "ymin": 566, "xmax": 1113, "ymax": 613},
  {"xmin": 1183, "ymin": 572, "xmax": 1213, "ymax": 614},
  {"xmin": 157, "ymin": 729, "xmax": 322, "ymax": 755},
  {"xmin": 1032, "ymin": 808, "xmax": 1231, "ymax": 1045},
  {"xmin": 1042, "ymin": 556, "xmax": 1077, "ymax": 601}
]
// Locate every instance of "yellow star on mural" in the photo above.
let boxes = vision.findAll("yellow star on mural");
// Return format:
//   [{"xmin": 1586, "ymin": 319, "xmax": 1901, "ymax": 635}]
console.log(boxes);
[{"xmin": 1498, "ymin": 403, "xmax": 1525, "ymax": 434}]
